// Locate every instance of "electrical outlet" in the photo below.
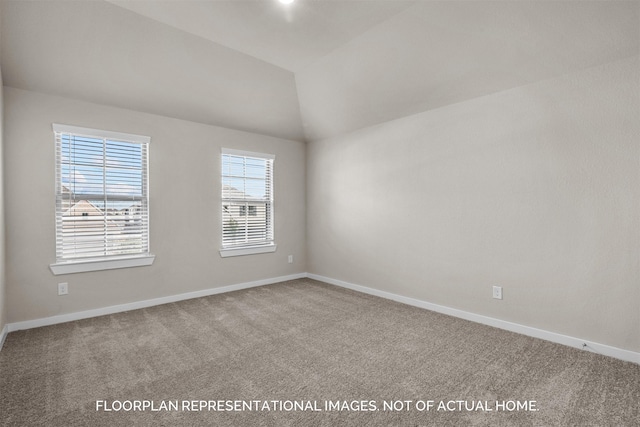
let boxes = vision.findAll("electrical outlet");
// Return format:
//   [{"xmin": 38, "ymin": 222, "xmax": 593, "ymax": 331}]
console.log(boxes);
[
  {"xmin": 288, "ymin": 255, "xmax": 293, "ymax": 264},
  {"xmin": 492, "ymin": 285, "xmax": 502, "ymax": 300},
  {"xmin": 58, "ymin": 282, "xmax": 68, "ymax": 296}
]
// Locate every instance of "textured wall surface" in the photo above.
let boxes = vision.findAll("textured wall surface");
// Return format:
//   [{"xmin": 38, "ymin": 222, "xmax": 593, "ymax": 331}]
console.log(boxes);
[
  {"xmin": 297, "ymin": 1, "xmax": 639, "ymax": 141},
  {"xmin": 1, "ymin": 1, "xmax": 305, "ymax": 141},
  {"xmin": 3, "ymin": 87, "xmax": 306, "ymax": 323},
  {"xmin": 307, "ymin": 57, "xmax": 640, "ymax": 352},
  {"xmin": 0, "ymin": 58, "xmax": 5, "ymax": 332}
]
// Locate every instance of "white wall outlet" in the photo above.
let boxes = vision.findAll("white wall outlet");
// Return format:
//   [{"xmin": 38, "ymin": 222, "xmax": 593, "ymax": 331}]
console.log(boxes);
[
  {"xmin": 288, "ymin": 255, "xmax": 293, "ymax": 264},
  {"xmin": 492, "ymin": 285, "xmax": 503, "ymax": 300},
  {"xmin": 58, "ymin": 282, "xmax": 68, "ymax": 296}
]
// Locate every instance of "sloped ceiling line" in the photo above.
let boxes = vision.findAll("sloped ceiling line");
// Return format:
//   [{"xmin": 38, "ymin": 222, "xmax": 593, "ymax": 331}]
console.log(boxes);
[{"xmin": 1, "ymin": 0, "xmax": 638, "ymax": 143}]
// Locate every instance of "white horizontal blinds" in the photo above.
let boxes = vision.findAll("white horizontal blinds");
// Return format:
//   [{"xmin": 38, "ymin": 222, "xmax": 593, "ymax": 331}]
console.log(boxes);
[
  {"xmin": 55, "ymin": 126, "xmax": 150, "ymax": 261},
  {"xmin": 221, "ymin": 150, "xmax": 274, "ymax": 249}
]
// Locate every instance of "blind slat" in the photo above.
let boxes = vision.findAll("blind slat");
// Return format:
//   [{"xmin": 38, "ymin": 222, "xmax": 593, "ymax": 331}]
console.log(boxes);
[
  {"xmin": 221, "ymin": 152, "xmax": 274, "ymax": 249},
  {"xmin": 55, "ymin": 128, "xmax": 150, "ymax": 262}
]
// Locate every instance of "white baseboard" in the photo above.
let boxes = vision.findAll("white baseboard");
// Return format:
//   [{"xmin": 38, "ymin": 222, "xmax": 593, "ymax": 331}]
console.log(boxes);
[
  {"xmin": 6, "ymin": 272, "xmax": 306, "ymax": 333},
  {"xmin": 307, "ymin": 273, "xmax": 640, "ymax": 365},
  {"xmin": 0, "ymin": 324, "xmax": 8, "ymax": 351},
  {"xmin": 4, "ymin": 271, "xmax": 638, "ymax": 365}
]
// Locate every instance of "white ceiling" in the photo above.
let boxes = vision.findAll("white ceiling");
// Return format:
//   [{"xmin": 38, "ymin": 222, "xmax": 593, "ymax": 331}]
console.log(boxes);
[
  {"xmin": 296, "ymin": 0, "xmax": 640, "ymax": 140},
  {"xmin": 2, "ymin": 1, "xmax": 638, "ymax": 142},
  {"xmin": 106, "ymin": 0, "xmax": 416, "ymax": 72},
  {"xmin": 1, "ymin": 0, "xmax": 306, "ymax": 141}
]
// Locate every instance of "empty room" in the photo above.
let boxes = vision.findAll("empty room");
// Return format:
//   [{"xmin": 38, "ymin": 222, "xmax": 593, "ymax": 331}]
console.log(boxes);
[{"xmin": 0, "ymin": 0, "xmax": 638, "ymax": 425}]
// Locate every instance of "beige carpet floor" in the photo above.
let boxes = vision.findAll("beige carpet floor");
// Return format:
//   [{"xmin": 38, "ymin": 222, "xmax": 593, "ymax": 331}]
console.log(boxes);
[{"xmin": 0, "ymin": 278, "xmax": 638, "ymax": 426}]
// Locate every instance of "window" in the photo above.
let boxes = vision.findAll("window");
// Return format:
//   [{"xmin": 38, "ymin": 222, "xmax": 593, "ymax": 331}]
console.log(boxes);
[
  {"xmin": 238, "ymin": 205, "xmax": 257, "ymax": 217},
  {"xmin": 50, "ymin": 124, "xmax": 154, "ymax": 275},
  {"xmin": 220, "ymin": 148, "xmax": 276, "ymax": 257}
]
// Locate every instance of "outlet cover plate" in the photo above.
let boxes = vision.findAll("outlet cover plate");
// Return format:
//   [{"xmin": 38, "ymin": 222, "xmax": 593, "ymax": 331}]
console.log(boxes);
[{"xmin": 58, "ymin": 282, "xmax": 68, "ymax": 296}]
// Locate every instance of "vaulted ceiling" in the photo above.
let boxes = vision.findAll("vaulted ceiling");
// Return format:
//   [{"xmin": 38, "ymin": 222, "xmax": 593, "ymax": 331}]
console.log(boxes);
[
  {"xmin": 1, "ymin": 1, "xmax": 638, "ymax": 142},
  {"xmin": 106, "ymin": 0, "xmax": 416, "ymax": 73}
]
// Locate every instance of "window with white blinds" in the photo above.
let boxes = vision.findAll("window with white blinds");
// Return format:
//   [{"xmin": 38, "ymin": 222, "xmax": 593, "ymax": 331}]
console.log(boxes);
[
  {"xmin": 53, "ymin": 124, "xmax": 150, "ymax": 264},
  {"xmin": 221, "ymin": 148, "xmax": 275, "ymax": 255}
]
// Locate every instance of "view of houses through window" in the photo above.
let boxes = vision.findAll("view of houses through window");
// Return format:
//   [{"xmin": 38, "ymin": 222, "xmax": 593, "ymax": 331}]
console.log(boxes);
[
  {"xmin": 54, "ymin": 125, "xmax": 150, "ymax": 262},
  {"xmin": 221, "ymin": 149, "xmax": 274, "ymax": 250}
]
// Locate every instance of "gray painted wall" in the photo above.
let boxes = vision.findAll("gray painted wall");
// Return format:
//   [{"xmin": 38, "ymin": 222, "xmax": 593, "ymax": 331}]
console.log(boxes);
[
  {"xmin": 296, "ymin": 1, "xmax": 639, "ymax": 141},
  {"xmin": 0, "ymin": 56, "xmax": 5, "ymax": 333},
  {"xmin": 3, "ymin": 87, "xmax": 306, "ymax": 323},
  {"xmin": 1, "ymin": 1, "xmax": 638, "ymax": 357},
  {"xmin": 1, "ymin": 0, "xmax": 305, "ymax": 142},
  {"xmin": 307, "ymin": 56, "xmax": 640, "ymax": 352}
]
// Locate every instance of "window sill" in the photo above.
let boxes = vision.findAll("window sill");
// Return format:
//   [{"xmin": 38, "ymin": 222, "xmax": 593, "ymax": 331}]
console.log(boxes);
[
  {"xmin": 219, "ymin": 244, "xmax": 277, "ymax": 258},
  {"xmin": 50, "ymin": 254, "xmax": 155, "ymax": 275}
]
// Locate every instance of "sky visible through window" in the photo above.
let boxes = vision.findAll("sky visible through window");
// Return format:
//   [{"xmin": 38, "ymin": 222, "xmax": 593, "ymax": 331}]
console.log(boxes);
[
  {"xmin": 221, "ymin": 154, "xmax": 268, "ymax": 199},
  {"xmin": 221, "ymin": 152, "xmax": 273, "ymax": 249},
  {"xmin": 61, "ymin": 134, "xmax": 144, "ymax": 210},
  {"xmin": 56, "ymin": 131, "xmax": 149, "ymax": 260}
]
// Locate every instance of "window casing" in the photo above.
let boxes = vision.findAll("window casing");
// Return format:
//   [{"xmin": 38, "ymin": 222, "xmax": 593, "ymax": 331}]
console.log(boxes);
[
  {"xmin": 220, "ymin": 148, "xmax": 275, "ymax": 257},
  {"xmin": 50, "ymin": 124, "xmax": 153, "ymax": 274}
]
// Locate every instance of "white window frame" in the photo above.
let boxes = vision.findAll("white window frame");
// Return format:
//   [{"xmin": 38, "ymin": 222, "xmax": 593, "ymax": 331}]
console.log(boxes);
[
  {"xmin": 220, "ymin": 148, "xmax": 276, "ymax": 258},
  {"xmin": 49, "ymin": 124, "xmax": 155, "ymax": 275}
]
